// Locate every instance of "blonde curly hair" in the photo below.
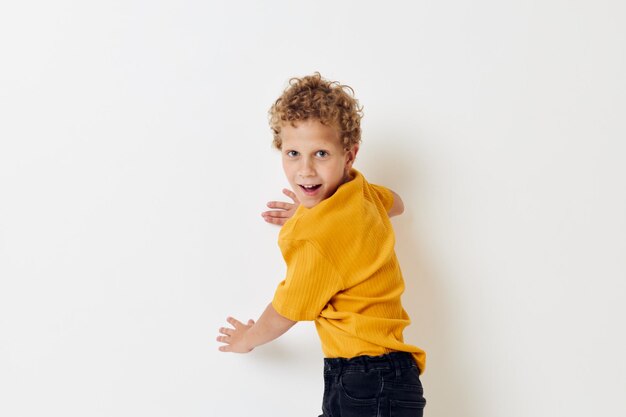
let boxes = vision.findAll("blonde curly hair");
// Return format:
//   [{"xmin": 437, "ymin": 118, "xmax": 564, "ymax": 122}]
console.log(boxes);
[{"xmin": 269, "ymin": 72, "xmax": 363, "ymax": 150}]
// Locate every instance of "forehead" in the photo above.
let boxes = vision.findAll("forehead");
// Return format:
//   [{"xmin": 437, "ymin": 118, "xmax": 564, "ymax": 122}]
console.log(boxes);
[{"xmin": 280, "ymin": 119, "xmax": 342, "ymax": 147}]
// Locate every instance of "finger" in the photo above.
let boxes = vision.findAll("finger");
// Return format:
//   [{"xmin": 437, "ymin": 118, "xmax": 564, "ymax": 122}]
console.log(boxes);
[
  {"xmin": 261, "ymin": 211, "xmax": 287, "ymax": 219},
  {"xmin": 262, "ymin": 210, "xmax": 291, "ymax": 218},
  {"xmin": 266, "ymin": 201, "xmax": 293, "ymax": 210},
  {"xmin": 216, "ymin": 335, "xmax": 230, "ymax": 343},
  {"xmin": 227, "ymin": 317, "xmax": 245, "ymax": 328},
  {"xmin": 247, "ymin": 319, "xmax": 255, "ymax": 326},
  {"xmin": 219, "ymin": 345, "xmax": 231, "ymax": 352},
  {"xmin": 219, "ymin": 327, "xmax": 233, "ymax": 336},
  {"xmin": 262, "ymin": 216, "xmax": 286, "ymax": 226},
  {"xmin": 265, "ymin": 217, "xmax": 286, "ymax": 225},
  {"xmin": 282, "ymin": 188, "xmax": 299, "ymax": 202}
]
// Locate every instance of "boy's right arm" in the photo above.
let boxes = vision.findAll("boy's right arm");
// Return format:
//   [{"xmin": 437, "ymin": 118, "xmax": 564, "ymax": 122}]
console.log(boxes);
[
  {"xmin": 217, "ymin": 303, "xmax": 296, "ymax": 353},
  {"xmin": 261, "ymin": 188, "xmax": 300, "ymax": 226}
]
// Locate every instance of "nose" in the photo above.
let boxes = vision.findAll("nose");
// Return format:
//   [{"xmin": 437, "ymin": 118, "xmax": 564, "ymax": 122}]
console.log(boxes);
[{"xmin": 298, "ymin": 157, "xmax": 315, "ymax": 177}]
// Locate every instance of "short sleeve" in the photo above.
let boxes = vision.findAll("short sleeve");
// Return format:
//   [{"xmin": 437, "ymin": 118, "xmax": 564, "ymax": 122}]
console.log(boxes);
[
  {"xmin": 272, "ymin": 240, "xmax": 344, "ymax": 321},
  {"xmin": 369, "ymin": 184, "xmax": 394, "ymax": 212}
]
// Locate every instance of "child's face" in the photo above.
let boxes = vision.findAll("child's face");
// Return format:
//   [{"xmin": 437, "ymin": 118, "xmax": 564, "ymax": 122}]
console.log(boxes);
[{"xmin": 280, "ymin": 119, "xmax": 358, "ymax": 209}]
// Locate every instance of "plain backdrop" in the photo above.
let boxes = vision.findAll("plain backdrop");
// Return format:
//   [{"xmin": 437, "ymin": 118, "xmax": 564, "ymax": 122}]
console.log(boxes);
[{"xmin": 1, "ymin": 1, "xmax": 625, "ymax": 416}]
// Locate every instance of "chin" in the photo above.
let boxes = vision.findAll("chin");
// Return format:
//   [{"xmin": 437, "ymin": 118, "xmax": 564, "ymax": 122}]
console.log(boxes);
[{"xmin": 301, "ymin": 199, "xmax": 321, "ymax": 209}]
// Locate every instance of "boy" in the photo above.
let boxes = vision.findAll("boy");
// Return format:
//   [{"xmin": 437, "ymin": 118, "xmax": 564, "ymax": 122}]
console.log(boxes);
[{"xmin": 217, "ymin": 73, "xmax": 426, "ymax": 416}]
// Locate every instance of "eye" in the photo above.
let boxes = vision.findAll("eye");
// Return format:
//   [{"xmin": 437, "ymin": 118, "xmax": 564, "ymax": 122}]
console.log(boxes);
[
  {"xmin": 286, "ymin": 150, "xmax": 299, "ymax": 157},
  {"xmin": 315, "ymin": 150, "xmax": 329, "ymax": 158}
]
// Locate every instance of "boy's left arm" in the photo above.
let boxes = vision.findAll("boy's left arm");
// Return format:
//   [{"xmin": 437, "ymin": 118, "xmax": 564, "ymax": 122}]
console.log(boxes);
[{"xmin": 217, "ymin": 303, "xmax": 296, "ymax": 353}]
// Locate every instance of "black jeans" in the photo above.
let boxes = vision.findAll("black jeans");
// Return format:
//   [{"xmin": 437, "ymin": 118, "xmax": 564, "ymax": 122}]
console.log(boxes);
[{"xmin": 319, "ymin": 352, "xmax": 426, "ymax": 417}]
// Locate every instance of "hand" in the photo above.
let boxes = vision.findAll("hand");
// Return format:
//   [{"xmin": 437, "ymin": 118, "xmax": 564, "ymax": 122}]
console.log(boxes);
[
  {"xmin": 217, "ymin": 317, "xmax": 256, "ymax": 353},
  {"xmin": 261, "ymin": 188, "xmax": 300, "ymax": 226}
]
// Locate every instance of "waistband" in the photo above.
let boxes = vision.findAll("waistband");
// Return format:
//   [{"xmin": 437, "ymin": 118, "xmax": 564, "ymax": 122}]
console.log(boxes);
[{"xmin": 323, "ymin": 351, "xmax": 418, "ymax": 373}]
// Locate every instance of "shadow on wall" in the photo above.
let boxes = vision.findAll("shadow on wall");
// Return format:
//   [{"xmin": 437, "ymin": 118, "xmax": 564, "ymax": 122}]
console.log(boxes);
[{"xmin": 360, "ymin": 133, "xmax": 477, "ymax": 417}]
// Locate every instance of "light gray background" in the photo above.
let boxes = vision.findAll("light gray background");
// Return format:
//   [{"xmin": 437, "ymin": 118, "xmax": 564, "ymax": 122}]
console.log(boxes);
[{"xmin": 1, "ymin": 1, "xmax": 625, "ymax": 416}]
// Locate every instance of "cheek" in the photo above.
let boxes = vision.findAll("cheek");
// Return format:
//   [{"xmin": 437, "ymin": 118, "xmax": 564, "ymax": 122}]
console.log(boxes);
[
  {"xmin": 328, "ymin": 165, "xmax": 346, "ymax": 183},
  {"xmin": 281, "ymin": 160, "xmax": 294, "ymax": 174}
]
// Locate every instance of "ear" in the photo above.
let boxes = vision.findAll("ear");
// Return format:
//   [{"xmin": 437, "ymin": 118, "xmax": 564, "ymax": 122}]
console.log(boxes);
[{"xmin": 345, "ymin": 144, "xmax": 359, "ymax": 168}]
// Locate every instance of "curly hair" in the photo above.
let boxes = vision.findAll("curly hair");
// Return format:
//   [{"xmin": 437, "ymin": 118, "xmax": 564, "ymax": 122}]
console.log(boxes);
[{"xmin": 269, "ymin": 72, "xmax": 363, "ymax": 149}]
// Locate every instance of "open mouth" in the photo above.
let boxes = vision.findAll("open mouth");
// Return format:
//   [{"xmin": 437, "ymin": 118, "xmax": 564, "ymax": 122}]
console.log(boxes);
[{"xmin": 299, "ymin": 184, "xmax": 322, "ymax": 194}]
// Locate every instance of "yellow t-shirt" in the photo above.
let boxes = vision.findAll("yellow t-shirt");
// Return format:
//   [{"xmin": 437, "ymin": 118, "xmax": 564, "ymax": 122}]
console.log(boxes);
[{"xmin": 272, "ymin": 169, "xmax": 426, "ymax": 373}]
